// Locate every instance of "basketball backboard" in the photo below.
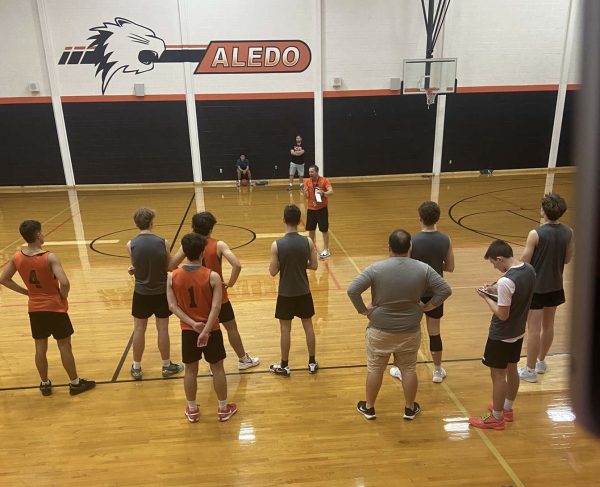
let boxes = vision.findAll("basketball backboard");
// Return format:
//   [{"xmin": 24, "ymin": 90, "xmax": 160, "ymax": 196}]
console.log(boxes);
[{"xmin": 402, "ymin": 57, "xmax": 457, "ymax": 107}]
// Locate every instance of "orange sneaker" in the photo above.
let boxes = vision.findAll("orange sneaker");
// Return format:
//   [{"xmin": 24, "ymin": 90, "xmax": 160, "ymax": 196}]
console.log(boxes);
[
  {"xmin": 218, "ymin": 403, "xmax": 238, "ymax": 422},
  {"xmin": 469, "ymin": 412, "xmax": 505, "ymax": 430},
  {"xmin": 185, "ymin": 406, "xmax": 200, "ymax": 423},
  {"xmin": 487, "ymin": 402, "xmax": 513, "ymax": 422}
]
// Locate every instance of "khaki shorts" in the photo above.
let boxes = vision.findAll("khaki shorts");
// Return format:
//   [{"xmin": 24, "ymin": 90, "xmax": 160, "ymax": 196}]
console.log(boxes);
[{"xmin": 365, "ymin": 327, "xmax": 420, "ymax": 374}]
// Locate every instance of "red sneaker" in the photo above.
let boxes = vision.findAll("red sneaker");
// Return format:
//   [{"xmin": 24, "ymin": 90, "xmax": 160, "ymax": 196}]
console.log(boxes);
[
  {"xmin": 487, "ymin": 402, "xmax": 514, "ymax": 422},
  {"xmin": 469, "ymin": 412, "xmax": 505, "ymax": 430},
  {"xmin": 185, "ymin": 406, "xmax": 200, "ymax": 423},
  {"xmin": 218, "ymin": 403, "xmax": 238, "ymax": 422}
]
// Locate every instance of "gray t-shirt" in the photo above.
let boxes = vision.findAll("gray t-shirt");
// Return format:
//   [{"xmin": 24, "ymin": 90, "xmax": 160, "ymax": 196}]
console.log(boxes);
[
  {"xmin": 347, "ymin": 256, "xmax": 452, "ymax": 333},
  {"xmin": 131, "ymin": 233, "xmax": 168, "ymax": 295},
  {"xmin": 530, "ymin": 223, "xmax": 572, "ymax": 294},
  {"xmin": 276, "ymin": 232, "xmax": 311, "ymax": 297}
]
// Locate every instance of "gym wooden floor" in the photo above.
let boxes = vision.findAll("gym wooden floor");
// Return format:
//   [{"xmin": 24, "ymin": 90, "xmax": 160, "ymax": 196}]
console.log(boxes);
[{"xmin": 1, "ymin": 169, "xmax": 598, "ymax": 486}]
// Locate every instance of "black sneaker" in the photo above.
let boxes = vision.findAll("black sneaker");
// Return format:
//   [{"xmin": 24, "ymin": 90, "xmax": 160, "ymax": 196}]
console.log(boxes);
[
  {"xmin": 69, "ymin": 378, "xmax": 96, "ymax": 396},
  {"xmin": 39, "ymin": 380, "xmax": 52, "ymax": 396},
  {"xmin": 356, "ymin": 400, "xmax": 376, "ymax": 420},
  {"xmin": 404, "ymin": 402, "xmax": 421, "ymax": 420}
]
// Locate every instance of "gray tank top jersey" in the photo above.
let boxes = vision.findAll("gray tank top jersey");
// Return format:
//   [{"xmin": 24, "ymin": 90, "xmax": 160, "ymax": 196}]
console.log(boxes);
[
  {"xmin": 276, "ymin": 233, "xmax": 310, "ymax": 297},
  {"xmin": 131, "ymin": 234, "xmax": 168, "ymax": 295},
  {"xmin": 489, "ymin": 263, "xmax": 536, "ymax": 341},
  {"xmin": 411, "ymin": 232, "xmax": 450, "ymax": 297},
  {"xmin": 530, "ymin": 223, "xmax": 572, "ymax": 294}
]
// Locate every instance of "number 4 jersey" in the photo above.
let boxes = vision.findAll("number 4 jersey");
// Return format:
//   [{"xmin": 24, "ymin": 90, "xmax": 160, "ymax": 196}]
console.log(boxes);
[
  {"xmin": 171, "ymin": 264, "xmax": 218, "ymax": 331},
  {"xmin": 13, "ymin": 251, "xmax": 68, "ymax": 313}
]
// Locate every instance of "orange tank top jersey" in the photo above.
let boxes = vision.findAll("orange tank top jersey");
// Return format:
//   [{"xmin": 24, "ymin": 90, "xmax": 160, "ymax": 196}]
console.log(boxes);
[
  {"xmin": 202, "ymin": 237, "xmax": 229, "ymax": 303},
  {"xmin": 13, "ymin": 251, "xmax": 68, "ymax": 313},
  {"xmin": 303, "ymin": 177, "xmax": 331, "ymax": 210},
  {"xmin": 171, "ymin": 266, "xmax": 218, "ymax": 331}
]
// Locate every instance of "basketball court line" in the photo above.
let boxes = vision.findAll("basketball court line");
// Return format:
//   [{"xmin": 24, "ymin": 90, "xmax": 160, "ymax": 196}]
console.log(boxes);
[
  {"xmin": 327, "ymin": 227, "xmax": 525, "ymax": 487},
  {"xmin": 110, "ymin": 192, "xmax": 196, "ymax": 382}
]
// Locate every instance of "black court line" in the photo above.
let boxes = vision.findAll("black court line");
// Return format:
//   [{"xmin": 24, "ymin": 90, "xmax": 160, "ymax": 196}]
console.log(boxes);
[
  {"xmin": 456, "ymin": 208, "xmax": 539, "ymax": 239},
  {"xmin": 110, "ymin": 192, "xmax": 196, "ymax": 382},
  {"xmin": 507, "ymin": 209, "xmax": 543, "ymax": 224},
  {"xmin": 1, "ymin": 352, "xmax": 570, "ymax": 393}
]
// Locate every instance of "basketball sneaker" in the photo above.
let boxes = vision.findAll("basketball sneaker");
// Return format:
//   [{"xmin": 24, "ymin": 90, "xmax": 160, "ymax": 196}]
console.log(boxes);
[
  {"xmin": 162, "ymin": 362, "xmax": 184, "ymax": 378},
  {"xmin": 287, "ymin": 184, "xmax": 293, "ymax": 191},
  {"xmin": 269, "ymin": 363, "xmax": 290, "ymax": 377},
  {"xmin": 518, "ymin": 366, "xmax": 538, "ymax": 383},
  {"xmin": 130, "ymin": 366, "xmax": 143, "ymax": 381},
  {"xmin": 308, "ymin": 362, "xmax": 319, "ymax": 374},
  {"xmin": 218, "ymin": 403, "xmax": 238, "ymax": 422},
  {"xmin": 356, "ymin": 401, "xmax": 376, "ymax": 420},
  {"xmin": 487, "ymin": 402, "xmax": 514, "ymax": 422},
  {"xmin": 238, "ymin": 353, "xmax": 260, "ymax": 370},
  {"xmin": 39, "ymin": 380, "xmax": 52, "ymax": 397},
  {"xmin": 535, "ymin": 359, "xmax": 547, "ymax": 374},
  {"xmin": 432, "ymin": 367, "xmax": 447, "ymax": 383},
  {"xmin": 69, "ymin": 378, "xmax": 96, "ymax": 396},
  {"xmin": 390, "ymin": 366, "xmax": 402, "ymax": 381},
  {"xmin": 404, "ymin": 402, "xmax": 421, "ymax": 420},
  {"xmin": 185, "ymin": 406, "xmax": 200, "ymax": 423},
  {"xmin": 469, "ymin": 412, "xmax": 505, "ymax": 430},
  {"xmin": 319, "ymin": 249, "xmax": 331, "ymax": 259}
]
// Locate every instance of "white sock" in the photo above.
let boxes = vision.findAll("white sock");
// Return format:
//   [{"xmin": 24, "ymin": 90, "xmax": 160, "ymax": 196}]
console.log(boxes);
[
  {"xmin": 434, "ymin": 366, "xmax": 442, "ymax": 372},
  {"xmin": 162, "ymin": 360, "xmax": 171, "ymax": 367},
  {"xmin": 239, "ymin": 353, "xmax": 248, "ymax": 361},
  {"xmin": 527, "ymin": 366, "xmax": 535, "ymax": 373},
  {"xmin": 41, "ymin": 379, "xmax": 51, "ymax": 385},
  {"xmin": 492, "ymin": 410, "xmax": 502, "ymax": 420},
  {"xmin": 70, "ymin": 378, "xmax": 80, "ymax": 385},
  {"xmin": 133, "ymin": 361, "xmax": 141, "ymax": 370},
  {"xmin": 218, "ymin": 399, "xmax": 227, "ymax": 410},
  {"xmin": 187, "ymin": 400, "xmax": 198, "ymax": 410},
  {"xmin": 504, "ymin": 399, "xmax": 513, "ymax": 411}
]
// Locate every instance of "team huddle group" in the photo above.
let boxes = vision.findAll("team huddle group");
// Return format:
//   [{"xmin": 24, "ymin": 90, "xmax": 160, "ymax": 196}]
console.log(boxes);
[{"xmin": 0, "ymin": 189, "xmax": 572, "ymax": 430}]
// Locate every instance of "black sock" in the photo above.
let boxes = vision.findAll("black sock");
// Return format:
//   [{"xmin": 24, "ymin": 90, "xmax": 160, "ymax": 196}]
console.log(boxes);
[
  {"xmin": 309, "ymin": 356, "xmax": 316, "ymax": 364},
  {"xmin": 281, "ymin": 360, "xmax": 289, "ymax": 368}
]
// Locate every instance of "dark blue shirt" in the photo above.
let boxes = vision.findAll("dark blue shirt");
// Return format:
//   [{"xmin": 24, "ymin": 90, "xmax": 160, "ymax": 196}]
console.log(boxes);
[{"xmin": 236, "ymin": 158, "xmax": 250, "ymax": 170}]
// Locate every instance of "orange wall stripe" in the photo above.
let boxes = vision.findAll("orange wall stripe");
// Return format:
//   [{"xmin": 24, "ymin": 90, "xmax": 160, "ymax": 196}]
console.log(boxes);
[
  {"xmin": 324, "ymin": 89, "xmax": 400, "ymax": 98},
  {"xmin": 195, "ymin": 92, "xmax": 314, "ymax": 100},
  {"xmin": 0, "ymin": 97, "xmax": 52, "ymax": 104},
  {"xmin": 60, "ymin": 94, "xmax": 186, "ymax": 103},
  {"xmin": 457, "ymin": 84, "xmax": 559, "ymax": 93}
]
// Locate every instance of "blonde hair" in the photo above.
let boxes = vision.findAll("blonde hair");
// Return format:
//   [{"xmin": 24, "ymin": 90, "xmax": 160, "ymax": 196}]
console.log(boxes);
[{"xmin": 133, "ymin": 208, "xmax": 155, "ymax": 230}]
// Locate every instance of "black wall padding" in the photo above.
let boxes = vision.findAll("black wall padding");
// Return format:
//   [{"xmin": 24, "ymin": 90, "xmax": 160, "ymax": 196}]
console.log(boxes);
[
  {"xmin": 196, "ymin": 98, "xmax": 314, "ymax": 181},
  {"xmin": 557, "ymin": 90, "xmax": 576, "ymax": 167},
  {"xmin": 443, "ymin": 91, "xmax": 557, "ymax": 172},
  {"xmin": 0, "ymin": 103, "xmax": 64, "ymax": 186},
  {"xmin": 323, "ymin": 95, "xmax": 436, "ymax": 176},
  {"xmin": 63, "ymin": 101, "xmax": 192, "ymax": 184}
]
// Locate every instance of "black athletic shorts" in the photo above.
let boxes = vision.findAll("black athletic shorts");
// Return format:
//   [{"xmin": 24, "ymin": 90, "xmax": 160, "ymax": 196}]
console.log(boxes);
[
  {"xmin": 29, "ymin": 312, "xmax": 74, "ymax": 340},
  {"xmin": 421, "ymin": 296, "xmax": 443, "ymax": 319},
  {"xmin": 482, "ymin": 337, "xmax": 524, "ymax": 369},
  {"xmin": 530, "ymin": 289, "xmax": 565, "ymax": 310},
  {"xmin": 275, "ymin": 293, "xmax": 315, "ymax": 320},
  {"xmin": 305, "ymin": 207, "xmax": 329, "ymax": 233},
  {"xmin": 219, "ymin": 300, "xmax": 235, "ymax": 323},
  {"xmin": 181, "ymin": 329, "xmax": 226, "ymax": 364},
  {"xmin": 132, "ymin": 292, "xmax": 172, "ymax": 319}
]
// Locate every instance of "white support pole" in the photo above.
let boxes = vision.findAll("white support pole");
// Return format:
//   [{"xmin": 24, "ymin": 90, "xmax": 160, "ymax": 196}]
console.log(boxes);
[
  {"xmin": 548, "ymin": 0, "xmax": 578, "ymax": 169},
  {"xmin": 313, "ymin": 0, "xmax": 325, "ymax": 175},
  {"xmin": 431, "ymin": 23, "xmax": 447, "ymax": 176},
  {"xmin": 36, "ymin": 0, "xmax": 75, "ymax": 186},
  {"xmin": 178, "ymin": 0, "xmax": 203, "ymax": 183}
]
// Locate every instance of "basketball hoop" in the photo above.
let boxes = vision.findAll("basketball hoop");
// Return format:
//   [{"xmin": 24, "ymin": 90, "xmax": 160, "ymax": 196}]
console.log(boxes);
[{"xmin": 424, "ymin": 88, "xmax": 438, "ymax": 109}]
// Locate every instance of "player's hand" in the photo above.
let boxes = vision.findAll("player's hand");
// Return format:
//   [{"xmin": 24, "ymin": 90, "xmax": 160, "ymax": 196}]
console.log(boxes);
[
  {"xmin": 476, "ymin": 288, "xmax": 487, "ymax": 299},
  {"xmin": 197, "ymin": 331, "xmax": 209, "ymax": 348},
  {"xmin": 192, "ymin": 321, "xmax": 206, "ymax": 333},
  {"xmin": 128, "ymin": 265, "xmax": 135, "ymax": 275},
  {"xmin": 361, "ymin": 303, "xmax": 377, "ymax": 316}
]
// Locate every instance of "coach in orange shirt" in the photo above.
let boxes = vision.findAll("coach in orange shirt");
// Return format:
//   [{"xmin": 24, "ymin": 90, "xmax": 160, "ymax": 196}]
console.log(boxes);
[
  {"xmin": 302, "ymin": 164, "xmax": 334, "ymax": 259},
  {"xmin": 0, "ymin": 220, "xmax": 95, "ymax": 396}
]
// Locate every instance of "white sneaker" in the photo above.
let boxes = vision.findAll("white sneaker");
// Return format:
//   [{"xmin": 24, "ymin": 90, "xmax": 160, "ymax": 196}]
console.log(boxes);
[
  {"xmin": 535, "ymin": 360, "xmax": 547, "ymax": 374},
  {"xmin": 518, "ymin": 366, "xmax": 537, "ymax": 383},
  {"xmin": 432, "ymin": 367, "xmax": 447, "ymax": 383},
  {"xmin": 319, "ymin": 249, "xmax": 331, "ymax": 259},
  {"xmin": 238, "ymin": 353, "xmax": 260, "ymax": 370},
  {"xmin": 390, "ymin": 366, "xmax": 402, "ymax": 381}
]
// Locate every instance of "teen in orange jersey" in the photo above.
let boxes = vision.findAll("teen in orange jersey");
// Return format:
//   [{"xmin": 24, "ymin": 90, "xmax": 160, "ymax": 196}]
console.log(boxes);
[
  {"xmin": 0, "ymin": 220, "xmax": 95, "ymax": 396},
  {"xmin": 167, "ymin": 233, "xmax": 237, "ymax": 423}
]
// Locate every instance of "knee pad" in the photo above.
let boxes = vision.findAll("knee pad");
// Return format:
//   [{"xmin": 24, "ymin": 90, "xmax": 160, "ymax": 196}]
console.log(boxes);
[{"xmin": 429, "ymin": 334, "xmax": 443, "ymax": 352}]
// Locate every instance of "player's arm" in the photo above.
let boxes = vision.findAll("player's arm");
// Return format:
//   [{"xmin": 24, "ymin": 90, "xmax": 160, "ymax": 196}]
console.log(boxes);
[
  {"xmin": 290, "ymin": 148, "xmax": 297, "ymax": 156},
  {"xmin": 477, "ymin": 277, "xmax": 511, "ymax": 321},
  {"xmin": 218, "ymin": 241, "xmax": 241, "ymax": 288},
  {"xmin": 197, "ymin": 272, "xmax": 223, "ymax": 344},
  {"xmin": 322, "ymin": 182, "xmax": 333, "ymax": 196},
  {"xmin": 48, "ymin": 253, "xmax": 70, "ymax": 300},
  {"xmin": 166, "ymin": 273, "xmax": 199, "ymax": 328},
  {"xmin": 269, "ymin": 241, "xmax": 280, "ymax": 276},
  {"xmin": 0, "ymin": 258, "xmax": 28, "ymax": 296},
  {"xmin": 565, "ymin": 229, "xmax": 575, "ymax": 264},
  {"xmin": 477, "ymin": 291, "xmax": 510, "ymax": 321},
  {"xmin": 443, "ymin": 240, "xmax": 455, "ymax": 272},
  {"xmin": 521, "ymin": 230, "xmax": 539, "ymax": 264},
  {"xmin": 347, "ymin": 268, "xmax": 375, "ymax": 315},
  {"xmin": 126, "ymin": 240, "xmax": 135, "ymax": 275},
  {"xmin": 307, "ymin": 237, "xmax": 318, "ymax": 270},
  {"xmin": 168, "ymin": 246, "xmax": 185, "ymax": 270}
]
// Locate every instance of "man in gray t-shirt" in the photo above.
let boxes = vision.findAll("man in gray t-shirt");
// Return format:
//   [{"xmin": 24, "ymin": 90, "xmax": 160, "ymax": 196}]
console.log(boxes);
[
  {"xmin": 268, "ymin": 204, "xmax": 318, "ymax": 377},
  {"xmin": 348, "ymin": 229, "xmax": 451, "ymax": 421}
]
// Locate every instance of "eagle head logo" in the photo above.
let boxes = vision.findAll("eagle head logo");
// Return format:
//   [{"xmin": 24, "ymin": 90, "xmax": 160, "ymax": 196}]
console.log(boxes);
[{"xmin": 88, "ymin": 18, "xmax": 166, "ymax": 94}]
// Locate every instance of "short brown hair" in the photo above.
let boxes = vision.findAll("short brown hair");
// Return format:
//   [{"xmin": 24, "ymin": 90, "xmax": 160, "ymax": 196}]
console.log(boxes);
[
  {"xmin": 484, "ymin": 240, "xmax": 513, "ymax": 259},
  {"xmin": 541, "ymin": 193, "xmax": 567, "ymax": 221},
  {"xmin": 133, "ymin": 208, "xmax": 155, "ymax": 230},
  {"xmin": 418, "ymin": 201, "xmax": 441, "ymax": 226},
  {"xmin": 19, "ymin": 220, "xmax": 42, "ymax": 243}
]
